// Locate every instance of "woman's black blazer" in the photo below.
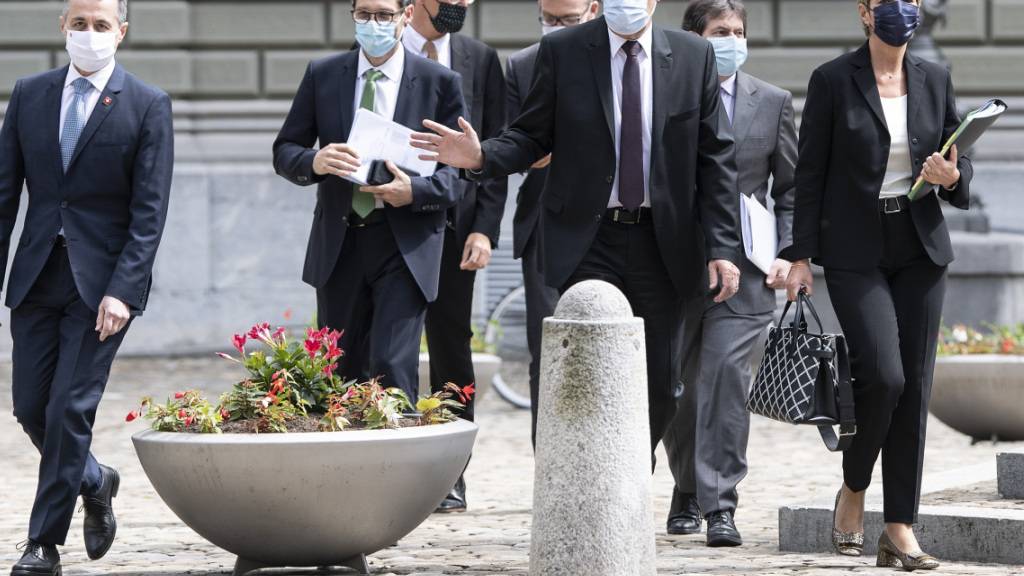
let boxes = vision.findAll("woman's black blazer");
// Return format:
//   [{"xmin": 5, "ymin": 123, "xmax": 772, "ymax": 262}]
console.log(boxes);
[{"xmin": 780, "ymin": 43, "xmax": 972, "ymax": 269}]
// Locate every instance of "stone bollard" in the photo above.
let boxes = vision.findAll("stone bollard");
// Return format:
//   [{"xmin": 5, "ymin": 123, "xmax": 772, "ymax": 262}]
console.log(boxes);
[{"xmin": 530, "ymin": 280, "xmax": 655, "ymax": 576}]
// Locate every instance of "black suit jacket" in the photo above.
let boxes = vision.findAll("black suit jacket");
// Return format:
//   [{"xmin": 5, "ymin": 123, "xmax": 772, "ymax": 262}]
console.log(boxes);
[
  {"xmin": 0, "ymin": 64, "xmax": 173, "ymax": 312},
  {"xmin": 505, "ymin": 42, "xmax": 546, "ymax": 261},
  {"xmin": 272, "ymin": 50, "xmax": 467, "ymax": 302},
  {"xmin": 780, "ymin": 43, "xmax": 972, "ymax": 268},
  {"xmin": 475, "ymin": 18, "xmax": 741, "ymax": 299},
  {"xmin": 449, "ymin": 34, "xmax": 507, "ymax": 247}
]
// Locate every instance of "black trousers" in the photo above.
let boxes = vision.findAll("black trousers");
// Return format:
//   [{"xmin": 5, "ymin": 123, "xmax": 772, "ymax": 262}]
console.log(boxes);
[
  {"xmin": 565, "ymin": 219, "xmax": 685, "ymax": 452},
  {"xmin": 824, "ymin": 209, "xmax": 946, "ymax": 524},
  {"xmin": 522, "ymin": 226, "xmax": 559, "ymax": 447},
  {"xmin": 424, "ymin": 226, "xmax": 477, "ymax": 420},
  {"xmin": 317, "ymin": 220, "xmax": 427, "ymax": 400},
  {"xmin": 11, "ymin": 242, "xmax": 131, "ymax": 545}
]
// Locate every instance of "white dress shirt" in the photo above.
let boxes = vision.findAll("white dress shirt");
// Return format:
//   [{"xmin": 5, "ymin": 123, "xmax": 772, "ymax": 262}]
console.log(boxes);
[
  {"xmin": 879, "ymin": 95, "xmax": 913, "ymax": 199},
  {"xmin": 60, "ymin": 59, "xmax": 117, "ymax": 141},
  {"xmin": 354, "ymin": 47, "xmax": 405, "ymax": 208},
  {"xmin": 608, "ymin": 25, "xmax": 653, "ymax": 209},
  {"xmin": 720, "ymin": 73, "xmax": 737, "ymax": 125},
  {"xmin": 402, "ymin": 24, "xmax": 451, "ymax": 69}
]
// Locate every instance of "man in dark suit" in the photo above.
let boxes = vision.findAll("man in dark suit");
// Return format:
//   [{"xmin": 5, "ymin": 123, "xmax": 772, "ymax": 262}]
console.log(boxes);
[
  {"xmin": 505, "ymin": 0, "xmax": 600, "ymax": 447},
  {"xmin": 413, "ymin": 0, "xmax": 743, "ymax": 457},
  {"xmin": 273, "ymin": 0, "xmax": 465, "ymax": 412},
  {"xmin": 0, "ymin": 1, "xmax": 174, "ymax": 573},
  {"xmin": 401, "ymin": 0, "xmax": 506, "ymax": 512},
  {"xmin": 662, "ymin": 0, "xmax": 797, "ymax": 547}
]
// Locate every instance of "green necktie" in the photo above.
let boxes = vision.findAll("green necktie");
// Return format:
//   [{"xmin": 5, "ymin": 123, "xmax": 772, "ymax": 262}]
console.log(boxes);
[{"xmin": 353, "ymin": 69, "xmax": 386, "ymax": 218}]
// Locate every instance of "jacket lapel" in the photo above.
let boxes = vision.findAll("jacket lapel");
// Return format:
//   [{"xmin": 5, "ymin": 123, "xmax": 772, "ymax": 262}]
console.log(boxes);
[
  {"xmin": 731, "ymin": 72, "xmax": 760, "ymax": 145},
  {"xmin": 851, "ymin": 43, "xmax": 887, "ymax": 135},
  {"xmin": 651, "ymin": 26, "xmax": 672, "ymax": 163},
  {"xmin": 450, "ymin": 35, "xmax": 474, "ymax": 116},
  {"xmin": 904, "ymin": 54, "xmax": 926, "ymax": 169},
  {"xmin": 587, "ymin": 17, "xmax": 615, "ymax": 144},
  {"xmin": 393, "ymin": 51, "xmax": 419, "ymax": 128},
  {"xmin": 339, "ymin": 52, "xmax": 358, "ymax": 141},
  {"xmin": 66, "ymin": 64, "xmax": 124, "ymax": 172},
  {"xmin": 47, "ymin": 68, "xmax": 67, "ymax": 179}
]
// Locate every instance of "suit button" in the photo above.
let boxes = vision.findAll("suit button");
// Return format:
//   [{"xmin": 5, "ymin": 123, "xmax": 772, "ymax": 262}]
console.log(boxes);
[
  {"xmin": 606, "ymin": 175, "xmax": 614, "ymax": 183},
  {"xmin": 595, "ymin": 213, "xmax": 602, "ymax": 222},
  {"xmin": 912, "ymin": 137, "xmax": 919, "ymax": 145},
  {"xmin": 60, "ymin": 200, "xmax": 68, "ymax": 208},
  {"xmin": 342, "ymin": 216, "xmax": 348, "ymax": 223},
  {"xmin": 298, "ymin": 176, "xmax": 309, "ymax": 182}
]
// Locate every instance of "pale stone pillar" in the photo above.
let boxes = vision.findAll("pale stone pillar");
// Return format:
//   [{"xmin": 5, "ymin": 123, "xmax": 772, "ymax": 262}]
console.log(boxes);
[{"xmin": 530, "ymin": 280, "xmax": 655, "ymax": 576}]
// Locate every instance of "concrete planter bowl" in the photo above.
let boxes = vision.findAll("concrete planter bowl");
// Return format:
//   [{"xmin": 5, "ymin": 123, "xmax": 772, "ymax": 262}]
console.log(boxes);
[
  {"xmin": 132, "ymin": 418, "xmax": 477, "ymax": 575},
  {"xmin": 418, "ymin": 352, "xmax": 501, "ymax": 400},
  {"xmin": 930, "ymin": 355, "xmax": 1024, "ymax": 441}
]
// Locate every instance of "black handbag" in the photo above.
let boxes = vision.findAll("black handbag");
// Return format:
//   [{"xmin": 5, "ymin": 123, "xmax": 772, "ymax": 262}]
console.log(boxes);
[{"xmin": 746, "ymin": 290, "xmax": 857, "ymax": 452}]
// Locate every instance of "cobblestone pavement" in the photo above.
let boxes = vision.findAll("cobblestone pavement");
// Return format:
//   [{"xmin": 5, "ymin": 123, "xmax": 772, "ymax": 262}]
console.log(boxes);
[{"xmin": 1, "ymin": 356, "xmax": 1022, "ymax": 576}]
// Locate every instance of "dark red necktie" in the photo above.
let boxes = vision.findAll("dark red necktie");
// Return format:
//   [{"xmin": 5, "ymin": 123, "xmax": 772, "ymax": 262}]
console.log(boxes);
[{"xmin": 618, "ymin": 40, "xmax": 644, "ymax": 211}]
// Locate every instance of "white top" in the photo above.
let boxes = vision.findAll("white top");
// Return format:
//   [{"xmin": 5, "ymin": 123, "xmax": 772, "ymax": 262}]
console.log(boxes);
[
  {"xmin": 720, "ymin": 73, "xmax": 737, "ymax": 125},
  {"xmin": 402, "ymin": 24, "xmax": 451, "ymax": 69},
  {"xmin": 354, "ymin": 48, "xmax": 405, "ymax": 208},
  {"xmin": 608, "ymin": 24, "xmax": 653, "ymax": 209},
  {"xmin": 60, "ymin": 59, "xmax": 116, "ymax": 141},
  {"xmin": 879, "ymin": 95, "xmax": 913, "ymax": 199}
]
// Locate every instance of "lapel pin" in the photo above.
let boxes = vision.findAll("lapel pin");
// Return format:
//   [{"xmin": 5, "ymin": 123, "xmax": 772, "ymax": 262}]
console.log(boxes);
[{"xmin": 102, "ymin": 96, "xmax": 113, "ymax": 106}]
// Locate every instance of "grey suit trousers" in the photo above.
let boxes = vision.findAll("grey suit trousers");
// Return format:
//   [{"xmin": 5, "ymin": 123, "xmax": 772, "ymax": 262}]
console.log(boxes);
[{"xmin": 663, "ymin": 298, "xmax": 772, "ymax": 515}]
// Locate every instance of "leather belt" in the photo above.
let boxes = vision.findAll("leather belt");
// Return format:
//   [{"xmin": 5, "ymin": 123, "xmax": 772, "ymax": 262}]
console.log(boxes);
[
  {"xmin": 879, "ymin": 196, "xmax": 910, "ymax": 215},
  {"xmin": 604, "ymin": 207, "xmax": 652, "ymax": 225},
  {"xmin": 348, "ymin": 210, "xmax": 386, "ymax": 228}
]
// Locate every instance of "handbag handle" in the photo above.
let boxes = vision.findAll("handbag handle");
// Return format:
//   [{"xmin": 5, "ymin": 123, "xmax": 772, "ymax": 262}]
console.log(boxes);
[{"xmin": 817, "ymin": 339, "xmax": 857, "ymax": 452}]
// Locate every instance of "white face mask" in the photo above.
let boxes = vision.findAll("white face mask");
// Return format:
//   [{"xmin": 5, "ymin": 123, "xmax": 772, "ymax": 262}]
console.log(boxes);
[
  {"xmin": 542, "ymin": 24, "xmax": 565, "ymax": 36},
  {"xmin": 65, "ymin": 30, "xmax": 119, "ymax": 73}
]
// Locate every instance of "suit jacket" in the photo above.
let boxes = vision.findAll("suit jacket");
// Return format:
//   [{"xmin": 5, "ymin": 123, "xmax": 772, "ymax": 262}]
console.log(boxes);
[
  {"xmin": 780, "ymin": 43, "xmax": 972, "ymax": 268},
  {"xmin": 0, "ymin": 64, "xmax": 173, "ymax": 312},
  {"xmin": 475, "ymin": 18, "xmax": 741, "ymax": 299},
  {"xmin": 722, "ymin": 71, "xmax": 797, "ymax": 315},
  {"xmin": 505, "ymin": 42, "xmax": 546, "ymax": 261},
  {"xmin": 449, "ymin": 34, "xmax": 507, "ymax": 247},
  {"xmin": 272, "ymin": 50, "xmax": 467, "ymax": 302}
]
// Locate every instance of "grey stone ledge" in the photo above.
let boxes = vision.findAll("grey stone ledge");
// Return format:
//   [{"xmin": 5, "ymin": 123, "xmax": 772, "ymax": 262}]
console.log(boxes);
[{"xmin": 998, "ymin": 452, "xmax": 1024, "ymax": 499}]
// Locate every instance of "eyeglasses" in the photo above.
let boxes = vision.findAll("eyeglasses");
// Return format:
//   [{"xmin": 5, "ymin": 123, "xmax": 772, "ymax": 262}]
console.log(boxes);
[
  {"xmin": 539, "ymin": 11, "xmax": 587, "ymax": 26},
  {"xmin": 351, "ymin": 10, "xmax": 402, "ymax": 24}
]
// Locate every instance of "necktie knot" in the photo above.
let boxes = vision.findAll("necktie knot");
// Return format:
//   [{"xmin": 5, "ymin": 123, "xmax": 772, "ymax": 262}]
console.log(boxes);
[
  {"xmin": 72, "ymin": 77, "xmax": 92, "ymax": 96},
  {"xmin": 424, "ymin": 40, "xmax": 439, "ymax": 61},
  {"xmin": 364, "ymin": 69, "xmax": 385, "ymax": 83},
  {"xmin": 623, "ymin": 40, "xmax": 641, "ymax": 58}
]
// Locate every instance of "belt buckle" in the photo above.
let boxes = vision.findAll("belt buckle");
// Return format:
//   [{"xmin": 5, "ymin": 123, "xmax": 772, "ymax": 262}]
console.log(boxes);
[
  {"xmin": 883, "ymin": 197, "xmax": 902, "ymax": 214},
  {"xmin": 614, "ymin": 208, "xmax": 638, "ymax": 225}
]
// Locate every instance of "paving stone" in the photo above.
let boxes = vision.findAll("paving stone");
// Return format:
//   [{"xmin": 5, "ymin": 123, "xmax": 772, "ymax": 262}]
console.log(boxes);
[
  {"xmin": 778, "ymin": 0, "xmax": 865, "ymax": 44},
  {"xmin": 193, "ymin": 2, "xmax": 326, "ymax": 46},
  {"xmin": 192, "ymin": 51, "xmax": 260, "ymax": 96},
  {"xmin": 993, "ymin": 0, "xmax": 1024, "ymax": 41},
  {"xmin": 127, "ymin": 1, "xmax": 191, "ymax": 45},
  {"xmin": 997, "ymin": 452, "xmax": 1024, "ymax": 499},
  {"xmin": 934, "ymin": 0, "xmax": 988, "ymax": 43}
]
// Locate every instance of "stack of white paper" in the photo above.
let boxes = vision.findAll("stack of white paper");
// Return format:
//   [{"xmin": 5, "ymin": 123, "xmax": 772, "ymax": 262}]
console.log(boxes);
[
  {"xmin": 344, "ymin": 108, "xmax": 438, "ymax": 185},
  {"xmin": 740, "ymin": 193, "xmax": 777, "ymax": 275}
]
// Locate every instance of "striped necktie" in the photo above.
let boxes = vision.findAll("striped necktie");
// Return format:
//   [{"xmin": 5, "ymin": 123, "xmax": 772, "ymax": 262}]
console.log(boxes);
[{"xmin": 61, "ymin": 77, "xmax": 93, "ymax": 172}]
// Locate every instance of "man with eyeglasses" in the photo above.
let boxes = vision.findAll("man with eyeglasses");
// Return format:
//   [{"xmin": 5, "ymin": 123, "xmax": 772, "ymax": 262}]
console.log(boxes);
[
  {"xmin": 505, "ymin": 0, "xmax": 600, "ymax": 448},
  {"xmin": 273, "ymin": 0, "xmax": 467, "ymax": 422},
  {"xmin": 401, "ymin": 0, "xmax": 506, "ymax": 514}
]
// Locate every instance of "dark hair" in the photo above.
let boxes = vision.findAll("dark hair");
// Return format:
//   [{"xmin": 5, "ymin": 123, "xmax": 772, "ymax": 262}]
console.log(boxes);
[
  {"xmin": 350, "ymin": 0, "xmax": 405, "ymax": 11},
  {"xmin": 681, "ymin": 0, "xmax": 747, "ymax": 35}
]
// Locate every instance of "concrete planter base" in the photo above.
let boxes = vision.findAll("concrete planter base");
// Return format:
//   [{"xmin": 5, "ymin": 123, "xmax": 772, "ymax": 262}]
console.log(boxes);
[
  {"xmin": 133, "ymin": 419, "xmax": 477, "ymax": 575},
  {"xmin": 931, "ymin": 355, "xmax": 1024, "ymax": 441},
  {"xmin": 418, "ymin": 352, "xmax": 500, "ymax": 401}
]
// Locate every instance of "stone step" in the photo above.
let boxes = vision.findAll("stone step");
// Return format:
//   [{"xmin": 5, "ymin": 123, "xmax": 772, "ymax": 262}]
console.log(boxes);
[
  {"xmin": 779, "ymin": 504, "xmax": 1024, "ymax": 565},
  {"xmin": 998, "ymin": 452, "xmax": 1024, "ymax": 499}
]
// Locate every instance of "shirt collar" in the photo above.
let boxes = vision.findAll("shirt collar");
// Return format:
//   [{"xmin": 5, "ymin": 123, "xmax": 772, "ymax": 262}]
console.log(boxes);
[
  {"xmin": 402, "ymin": 23, "xmax": 449, "ymax": 57},
  {"xmin": 357, "ymin": 45, "xmax": 405, "ymax": 83},
  {"xmin": 65, "ymin": 58, "xmax": 116, "ymax": 93},
  {"xmin": 720, "ymin": 73, "xmax": 737, "ymax": 97},
  {"xmin": 607, "ymin": 22, "xmax": 653, "ymax": 59}
]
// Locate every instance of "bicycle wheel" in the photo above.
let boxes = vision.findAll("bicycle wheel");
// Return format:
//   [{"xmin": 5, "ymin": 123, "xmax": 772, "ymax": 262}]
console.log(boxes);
[{"xmin": 485, "ymin": 286, "xmax": 532, "ymax": 409}]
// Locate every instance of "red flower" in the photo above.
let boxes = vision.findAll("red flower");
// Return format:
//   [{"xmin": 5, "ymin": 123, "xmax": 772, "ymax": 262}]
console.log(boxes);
[
  {"xmin": 326, "ymin": 329, "xmax": 343, "ymax": 347},
  {"xmin": 125, "ymin": 411, "xmax": 138, "ymax": 423},
  {"xmin": 272, "ymin": 326, "xmax": 287, "ymax": 340},
  {"xmin": 1002, "ymin": 338, "xmax": 1015, "ymax": 353},
  {"xmin": 178, "ymin": 409, "xmax": 187, "ymax": 419},
  {"xmin": 304, "ymin": 338, "xmax": 320, "ymax": 358},
  {"xmin": 326, "ymin": 343, "xmax": 342, "ymax": 360},
  {"xmin": 174, "ymin": 391, "xmax": 186, "ymax": 399},
  {"xmin": 185, "ymin": 415, "xmax": 194, "ymax": 427},
  {"xmin": 323, "ymin": 363, "xmax": 337, "ymax": 377},
  {"xmin": 271, "ymin": 378, "xmax": 285, "ymax": 395},
  {"xmin": 220, "ymin": 408, "xmax": 230, "ymax": 420},
  {"xmin": 216, "ymin": 352, "xmax": 234, "ymax": 361},
  {"xmin": 232, "ymin": 333, "xmax": 247, "ymax": 354},
  {"xmin": 461, "ymin": 384, "xmax": 475, "ymax": 401}
]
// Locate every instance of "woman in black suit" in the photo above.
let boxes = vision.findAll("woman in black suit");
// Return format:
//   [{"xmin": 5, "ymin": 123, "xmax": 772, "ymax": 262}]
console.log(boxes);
[{"xmin": 783, "ymin": 0, "xmax": 971, "ymax": 569}]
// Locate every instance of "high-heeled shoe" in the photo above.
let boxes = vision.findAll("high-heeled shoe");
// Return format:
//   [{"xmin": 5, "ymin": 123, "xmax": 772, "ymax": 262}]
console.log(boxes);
[
  {"xmin": 876, "ymin": 531, "xmax": 940, "ymax": 571},
  {"xmin": 831, "ymin": 489, "xmax": 864, "ymax": 556}
]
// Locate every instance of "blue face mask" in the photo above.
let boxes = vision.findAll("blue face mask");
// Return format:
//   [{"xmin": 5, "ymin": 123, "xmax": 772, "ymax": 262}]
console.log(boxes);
[
  {"xmin": 603, "ymin": 0, "xmax": 651, "ymax": 37},
  {"xmin": 707, "ymin": 36, "xmax": 748, "ymax": 77},
  {"xmin": 356, "ymin": 20, "xmax": 400, "ymax": 59},
  {"xmin": 872, "ymin": 1, "xmax": 921, "ymax": 47}
]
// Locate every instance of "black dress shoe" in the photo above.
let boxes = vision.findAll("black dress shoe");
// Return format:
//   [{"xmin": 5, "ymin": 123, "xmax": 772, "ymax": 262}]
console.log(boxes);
[
  {"xmin": 11, "ymin": 541, "xmax": 61, "ymax": 576},
  {"xmin": 666, "ymin": 490, "xmax": 702, "ymax": 535},
  {"xmin": 434, "ymin": 474, "xmax": 466, "ymax": 513},
  {"xmin": 82, "ymin": 464, "xmax": 119, "ymax": 560},
  {"xmin": 706, "ymin": 510, "xmax": 743, "ymax": 547}
]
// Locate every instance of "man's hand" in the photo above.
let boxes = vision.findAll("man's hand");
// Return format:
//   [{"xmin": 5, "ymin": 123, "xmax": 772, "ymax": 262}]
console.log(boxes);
[
  {"xmin": 921, "ymin": 144, "xmax": 960, "ymax": 189},
  {"xmin": 361, "ymin": 161, "xmax": 413, "ymax": 207},
  {"xmin": 96, "ymin": 296, "xmax": 130, "ymax": 342},
  {"xmin": 531, "ymin": 154, "xmax": 552, "ymax": 170},
  {"xmin": 313, "ymin": 143, "xmax": 360, "ymax": 178},
  {"xmin": 785, "ymin": 259, "xmax": 814, "ymax": 302},
  {"xmin": 410, "ymin": 117, "xmax": 484, "ymax": 170},
  {"xmin": 461, "ymin": 232, "xmax": 492, "ymax": 271},
  {"xmin": 708, "ymin": 259, "xmax": 740, "ymax": 303},
  {"xmin": 765, "ymin": 258, "xmax": 792, "ymax": 290}
]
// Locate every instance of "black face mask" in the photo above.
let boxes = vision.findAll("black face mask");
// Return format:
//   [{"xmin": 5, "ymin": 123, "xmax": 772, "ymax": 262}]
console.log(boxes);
[{"xmin": 427, "ymin": 1, "xmax": 467, "ymax": 34}]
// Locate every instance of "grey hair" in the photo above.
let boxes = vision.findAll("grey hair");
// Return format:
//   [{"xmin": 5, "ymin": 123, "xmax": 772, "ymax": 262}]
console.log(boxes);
[
  {"xmin": 63, "ymin": 0, "xmax": 129, "ymax": 24},
  {"xmin": 681, "ymin": 0, "xmax": 747, "ymax": 35}
]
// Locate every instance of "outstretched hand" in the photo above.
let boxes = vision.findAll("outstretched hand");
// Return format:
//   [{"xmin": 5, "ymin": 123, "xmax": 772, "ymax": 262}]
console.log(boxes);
[{"xmin": 410, "ymin": 117, "xmax": 484, "ymax": 171}]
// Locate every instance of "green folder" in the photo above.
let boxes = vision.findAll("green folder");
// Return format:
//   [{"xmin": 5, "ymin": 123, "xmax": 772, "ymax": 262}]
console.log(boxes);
[{"xmin": 908, "ymin": 98, "xmax": 1008, "ymax": 201}]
